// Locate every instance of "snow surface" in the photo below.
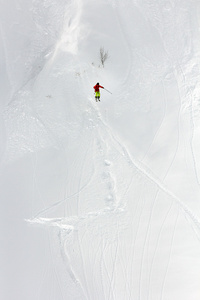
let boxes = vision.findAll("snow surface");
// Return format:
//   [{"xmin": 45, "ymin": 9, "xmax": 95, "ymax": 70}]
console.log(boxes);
[{"xmin": 1, "ymin": 0, "xmax": 200, "ymax": 299}]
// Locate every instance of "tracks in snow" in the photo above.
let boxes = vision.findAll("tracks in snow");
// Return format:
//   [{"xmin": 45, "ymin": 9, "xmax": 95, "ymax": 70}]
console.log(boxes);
[
  {"xmin": 29, "ymin": 90, "xmax": 200, "ymax": 241},
  {"xmin": 94, "ymin": 100, "xmax": 200, "ymax": 239}
]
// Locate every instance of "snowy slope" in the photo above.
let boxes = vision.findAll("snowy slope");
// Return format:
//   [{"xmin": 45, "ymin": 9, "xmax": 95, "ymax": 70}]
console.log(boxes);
[{"xmin": 1, "ymin": 0, "xmax": 200, "ymax": 299}]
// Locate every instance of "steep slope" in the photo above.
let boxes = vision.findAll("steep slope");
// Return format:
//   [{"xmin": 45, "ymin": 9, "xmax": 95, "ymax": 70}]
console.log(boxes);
[{"xmin": 1, "ymin": 0, "xmax": 200, "ymax": 299}]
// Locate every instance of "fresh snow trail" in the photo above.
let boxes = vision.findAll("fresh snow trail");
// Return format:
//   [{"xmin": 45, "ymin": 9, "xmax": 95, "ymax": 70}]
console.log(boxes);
[
  {"xmin": 28, "ymin": 52, "xmax": 200, "ymax": 297},
  {"xmin": 177, "ymin": 64, "xmax": 200, "ymax": 187},
  {"xmin": 146, "ymin": 200, "xmax": 174, "ymax": 300},
  {"xmin": 159, "ymin": 211, "xmax": 179, "ymax": 300},
  {"xmin": 93, "ymin": 100, "xmax": 200, "ymax": 238},
  {"xmin": 2, "ymin": 0, "xmax": 200, "ymax": 299},
  {"xmin": 29, "ymin": 88, "xmax": 200, "ymax": 299}
]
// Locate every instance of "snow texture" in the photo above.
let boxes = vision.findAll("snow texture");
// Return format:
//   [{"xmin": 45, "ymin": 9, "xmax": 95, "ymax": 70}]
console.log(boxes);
[{"xmin": 1, "ymin": 0, "xmax": 200, "ymax": 299}]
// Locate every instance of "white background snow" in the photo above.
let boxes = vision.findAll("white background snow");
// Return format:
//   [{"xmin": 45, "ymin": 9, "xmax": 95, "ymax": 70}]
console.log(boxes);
[{"xmin": 1, "ymin": 0, "xmax": 200, "ymax": 299}]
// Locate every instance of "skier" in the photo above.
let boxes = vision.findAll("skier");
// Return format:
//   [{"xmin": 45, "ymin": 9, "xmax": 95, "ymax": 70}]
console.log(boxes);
[{"xmin": 93, "ymin": 82, "xmax": 104, "ymax": 101}]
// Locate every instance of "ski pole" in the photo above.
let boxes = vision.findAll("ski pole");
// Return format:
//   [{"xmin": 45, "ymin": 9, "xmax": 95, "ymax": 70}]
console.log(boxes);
[{"xmin": 104, "ymin": 88, "xmax": 112, "ymax": 94}]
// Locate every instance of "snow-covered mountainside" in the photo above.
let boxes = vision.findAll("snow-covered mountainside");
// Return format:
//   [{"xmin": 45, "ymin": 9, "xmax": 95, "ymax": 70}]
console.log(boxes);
[{"xmin": 1, "ymin": 0, "xmax": 200, "ymax": 299}]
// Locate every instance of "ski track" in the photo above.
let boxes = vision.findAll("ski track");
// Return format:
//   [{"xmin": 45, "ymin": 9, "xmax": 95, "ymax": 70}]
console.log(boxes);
[
  {"xmin": 147, "ymin": 201, "xmax": 174, "ymax": 300},
  {"xmin": 95, "ymin": 99, "xmax": 200, "ymax": 240},
  {"xmin": 30, "ymin": 99, "xmax": 66, "ymax": 153},
  {"xmin": 113, "ymin": 2, "xmax": 133, "ymax": 86},
  {"xmin": 101, "ymin": 242, "xmax": 111, "ymax": 300},
  {"xmin": 35, "ymin": 241, "xmax": 52, "ymax": 300},
  {"xmin": 143, "ymin": 74, "xmax": 182, "ymax": 300},
  {"xmin": 108, "ymin": 235, "xmax": 119, "ymax": 300},
  {"xmin": 20, "ymin": 2, "xmax": 200, "ymax": 299},
  {"xmin": 76, "ymin": 231, "xmax": 90, "ymax": 300},
  {"xmin": 129, "ymin": 184, "xmax": 146, "ymax": 300},
  {"xmin": 160, "ymin": 211, "xmax": 179, "ymax": 300},
  {"xmin": 75, "ymin": 132, "xmax": 94, "ymax": 216},
  {"xmin": 178, "ymin": 64, "xmax": 200, "ymax": 187},
  {"xmin": 28, "ymin": 77, "xmax": 200, "ymax": 300},
  {"xmin": 138, "ymin": 188, "xmax": 158, "ymax": 300},
  {"xmin": 58, "ymin": 231, "xmax": 86, "ymax": 299},
  {"xmin": 141, "ymin": 81, "xmax": 167, "ymax": 162},
  {"xmin": 118, "ymin": 242, "xmax": 130, "ymax": 298},
  {"xmin": 91, "ymin": 239, "xmax": 101, "ymax": 298},
  {"xmin": 99, "ymin": 241, "xmax": 107, "ymax": 300},
  {"xmin": 31, "ymin": 132, "xmax": 95, "ymax": 220},
  {"xmin": 87, "ymin": 0, "xmax": 200, "ymax": 246},
  {"xmin": 48, "ymin": 231, "xmax": 65, "ymax": 300}
]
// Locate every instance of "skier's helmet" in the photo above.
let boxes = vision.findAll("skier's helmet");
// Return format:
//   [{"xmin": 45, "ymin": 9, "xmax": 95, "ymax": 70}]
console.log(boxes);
[{"xmin": 97, "ymin": 82, "xmax": 99, "ymax": 85}]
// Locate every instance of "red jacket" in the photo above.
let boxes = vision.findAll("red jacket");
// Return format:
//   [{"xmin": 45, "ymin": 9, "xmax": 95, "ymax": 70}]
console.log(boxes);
[{"xmin": 93, "ymin": 84, "xmax": 104, "ymax": 92}]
